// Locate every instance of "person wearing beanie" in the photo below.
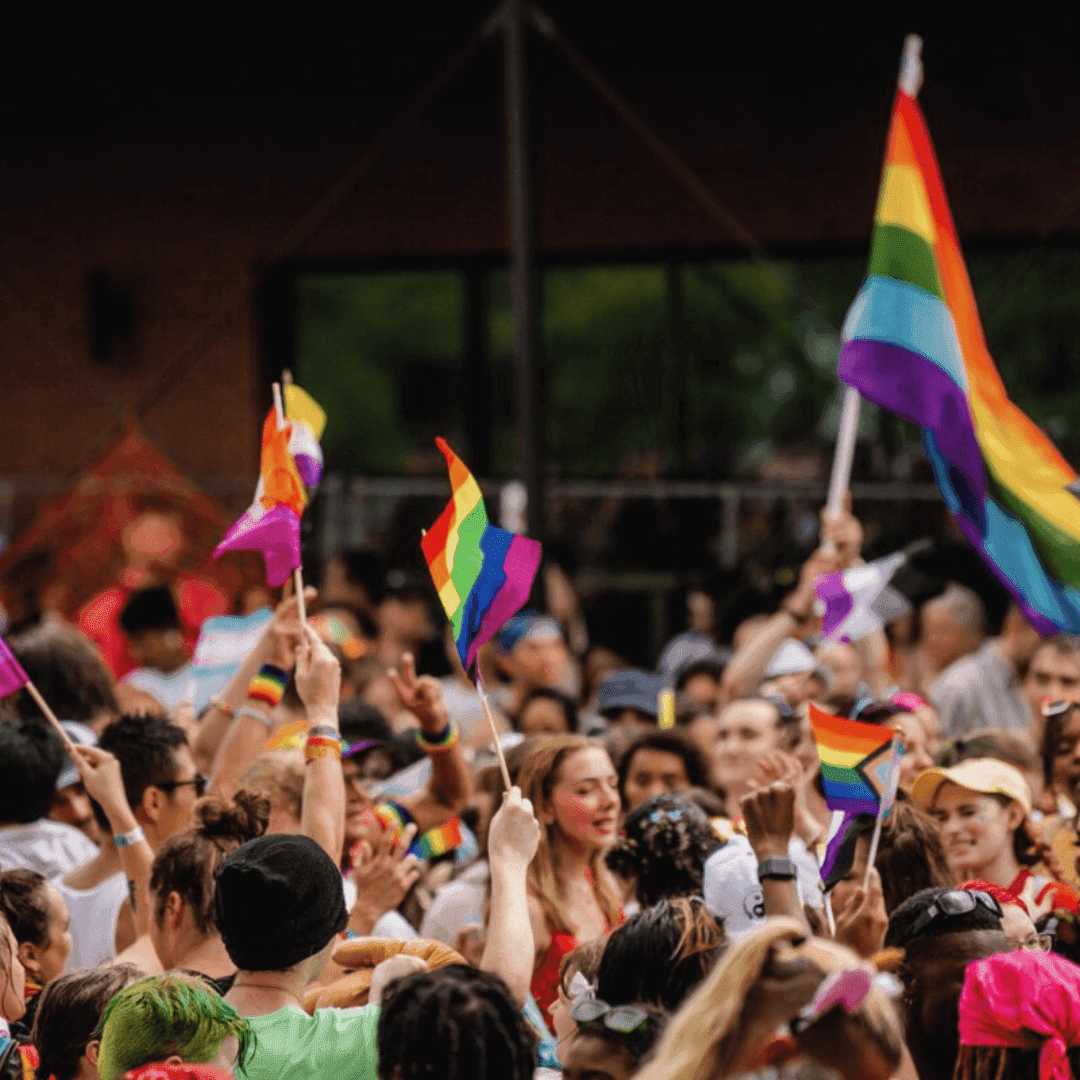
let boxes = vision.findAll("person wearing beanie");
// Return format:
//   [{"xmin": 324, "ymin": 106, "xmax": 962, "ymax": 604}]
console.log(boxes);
[{"xmin": 219, "ymin": 833, "xmax": 373, "ymax": 1080}]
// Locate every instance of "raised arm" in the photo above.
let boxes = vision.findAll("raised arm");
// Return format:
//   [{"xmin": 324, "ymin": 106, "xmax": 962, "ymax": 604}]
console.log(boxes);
[
  {"xmin": 207, "ymin": 593, "xmax": 306, "ymax": 800},
  {"xmin": 740, "ymin": 778, "xmax": 806, "ymax": 927},
  {"xmin": 721, "ymin": 547, "xmax": 838, "ymax": 704},
  {"xmin": 295, "ymin": 624, "xmax": 345, "ymax": 862},
  {"xmin": 480, "ymin": 786, "xmax": 542, "ymax": 1006},
  {"xmin": 74, "ymin": 745, "xmax": 156, "ymax": 938},
  {"xmin": 389, "ymin": 654, "xmax": 471, "ymax": 833}
]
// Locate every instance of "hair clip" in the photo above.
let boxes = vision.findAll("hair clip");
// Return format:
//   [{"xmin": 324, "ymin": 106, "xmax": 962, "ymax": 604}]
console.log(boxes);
[{"xmin": 790, "ymin": 967, "xmax": 872, "ymax": 1034}]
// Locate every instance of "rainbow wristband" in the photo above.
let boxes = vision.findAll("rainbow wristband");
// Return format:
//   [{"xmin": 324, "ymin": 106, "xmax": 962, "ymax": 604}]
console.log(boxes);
[
  {"xmin": 415, "ymin": 723, "xmax": 459, "ymax": 754},
  {"xmin": 248, "ymin": 664, "xmax": 288, "ymax": 708}
]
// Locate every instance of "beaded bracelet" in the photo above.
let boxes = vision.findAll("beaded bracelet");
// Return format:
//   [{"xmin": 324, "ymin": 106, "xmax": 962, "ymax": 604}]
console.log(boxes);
[
  {"xmin": 248, "ymin": 663, "xmax": 289, "ymax": 707},
  {"xmin": 414, "ymin": 723, "xmax": 459, "ymax": 754}
]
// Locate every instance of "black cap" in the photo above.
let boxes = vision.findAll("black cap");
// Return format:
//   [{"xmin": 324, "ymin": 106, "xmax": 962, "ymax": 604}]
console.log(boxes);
[{"xmin": 214, "ymin": 834, "xmax": 348, "ymax": 971}]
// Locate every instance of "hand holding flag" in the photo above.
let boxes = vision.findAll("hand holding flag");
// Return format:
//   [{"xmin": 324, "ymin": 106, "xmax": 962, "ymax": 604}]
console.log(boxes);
[
  {"xmin": 421, "ymin": 438, "xmax": 542, "ymax": 787},
  {"xmin": 213, "ymin": 382, "xmax": 325, "ymax": 588}
]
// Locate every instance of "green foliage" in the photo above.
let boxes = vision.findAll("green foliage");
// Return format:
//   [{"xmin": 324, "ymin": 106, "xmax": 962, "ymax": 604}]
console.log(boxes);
[
  {"xmin": 294, "ymin": 248, "xmax": 1080, "ymax": 478},
  {"xmin": 295, "ymin": 272, "xmax": 463, "ymax": 472}
]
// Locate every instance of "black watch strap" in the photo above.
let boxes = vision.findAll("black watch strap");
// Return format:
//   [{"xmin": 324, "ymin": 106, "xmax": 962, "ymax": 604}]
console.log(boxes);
[{"xmin": 757, "ymin": 857, "xmax": 798, "ymax": 882}]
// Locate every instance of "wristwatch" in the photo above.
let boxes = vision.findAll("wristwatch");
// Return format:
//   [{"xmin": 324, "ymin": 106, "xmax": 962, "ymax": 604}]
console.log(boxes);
[{"xmin": 757, "ymin": 857, "xmax": 797, "ymax": 882}]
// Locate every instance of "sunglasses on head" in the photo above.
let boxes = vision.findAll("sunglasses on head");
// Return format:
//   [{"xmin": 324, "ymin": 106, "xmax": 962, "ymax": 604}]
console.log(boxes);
[
  {"xmin": 570, "ymin": 998, "xmax": 652, "ymax": 1037},
  {"xmin": 902, "ymin": 889, "xmax": 1003, "ymax": 945}
]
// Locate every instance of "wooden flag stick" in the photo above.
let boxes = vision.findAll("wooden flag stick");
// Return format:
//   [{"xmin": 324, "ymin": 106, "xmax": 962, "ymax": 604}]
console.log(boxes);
[
  {"xmin": 273, "ymin": 380, "xmax": 308, "ymax": 626},
  {"xmin": 25, "ymin": 681, "xmax": 79, "ymax": 758},
  {"xmin": 293, "ymin": 569, "xmax": 308, "ymax": 625},
  {"xmin": 476, "ymin": 670, "xmax": 513, "ymax": 792}
]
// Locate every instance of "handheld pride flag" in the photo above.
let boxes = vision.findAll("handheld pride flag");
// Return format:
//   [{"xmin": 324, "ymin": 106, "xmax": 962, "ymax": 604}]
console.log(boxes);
[
  {"xmin": 422, "ymin": 438, "xmax": 542, "ymax": 672},
  {"xmin": 815, "ymin": 550, "xmax": 911, "ymax": 645},
  {"xmin": 809, "ymin": 702, "xmax": 898, "ymax": 817},
  {"xmin": 838, "ymin": 40, "xmax": 1080, "ymax": 634},
  {"xmin": 213, "ymin": 384, "xmax": 325, "ymax": 587}
]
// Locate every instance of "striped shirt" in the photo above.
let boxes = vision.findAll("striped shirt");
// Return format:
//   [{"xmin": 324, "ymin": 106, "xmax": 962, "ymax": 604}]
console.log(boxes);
[{"xmin": 928, "ymin": 640, "xmax": 1033, "ymax": 741}]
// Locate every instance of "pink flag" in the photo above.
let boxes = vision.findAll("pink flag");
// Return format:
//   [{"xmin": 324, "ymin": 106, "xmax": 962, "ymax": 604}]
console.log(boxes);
[
  {"xmin": 212, "ymin": 503, "xmax": 300, "ymax": 587},
  {"xmin": 0, "ymin": 637, "xmax": 29, "ymax": 699}
]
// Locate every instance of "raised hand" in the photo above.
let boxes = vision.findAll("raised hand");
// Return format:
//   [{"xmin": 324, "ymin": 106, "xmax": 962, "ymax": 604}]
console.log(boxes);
[
  {"xmin": 487, "ymin": 787, "xmax": 540, "ymax": 870},
  {"xmin": 740, "ymin": 779, "xmax": 796, "ymax": 861},
  {"xmin": 294, "ymin": 624, "xmax": 341, "ymax": 719},
  {"xmin": 820, "ymin": 492, "xmax": 865, "ymax": 569},
  {"xmin": 71, "ymin": 745, "xmax": 137, "ymax": 833},
  {"xmin": 267, "ymin": 587, "xmax": 317, "ymax": 672},
  {"xmin": 351, "ymin": 822, "xmax": 423, "ymax": 925},
  {"xmin": 388, "ymin": 652, "xmax": 449, "ymax": 735},
  {"xmin": 833, "ymin": 865, "xmax": 889, "ymax": 958}
]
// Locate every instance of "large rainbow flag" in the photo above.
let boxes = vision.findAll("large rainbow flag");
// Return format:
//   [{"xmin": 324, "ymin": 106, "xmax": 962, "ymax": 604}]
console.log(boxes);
[
  {"xmin": 214, "ymin": 384, "xmax": 326, "ymax": 586},
  {"xmin": 422, "ymin": 438, "xmax": 542, "ymax": 671},
  {"xmin": 809, "ymin": 703, "xmax": 899, "ymax": 817},
  {"xmin": 838, "ymin": 78, "xmax": 1080, "ymax": 634}
]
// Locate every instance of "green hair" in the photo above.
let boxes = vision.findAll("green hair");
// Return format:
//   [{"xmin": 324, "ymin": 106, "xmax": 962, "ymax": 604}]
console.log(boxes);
[{"xmin": 96, "ymin": 972, "xmax": 255, "ymax": 1080}]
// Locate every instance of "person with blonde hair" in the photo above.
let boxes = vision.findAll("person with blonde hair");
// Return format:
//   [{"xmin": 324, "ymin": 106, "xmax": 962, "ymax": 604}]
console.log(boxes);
[
  {"xmin": 634, "ymin": 919, "xmax": 903, "ymax": 1080},
  {"xmin": 517, "ymin": 735, "xmax": 623, "ymax": 1032}
]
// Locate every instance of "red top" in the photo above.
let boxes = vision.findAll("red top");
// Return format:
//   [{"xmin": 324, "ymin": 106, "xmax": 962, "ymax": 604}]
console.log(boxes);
[{"xmin": 530, "ymin": 931, "xmax": 578, "ymax": 1034}]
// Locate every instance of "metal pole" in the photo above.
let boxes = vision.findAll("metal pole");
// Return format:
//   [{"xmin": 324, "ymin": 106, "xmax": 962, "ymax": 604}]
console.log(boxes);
[{"xmin": 504, "ymin": 0, "xmax": 545, "ymax": 548}]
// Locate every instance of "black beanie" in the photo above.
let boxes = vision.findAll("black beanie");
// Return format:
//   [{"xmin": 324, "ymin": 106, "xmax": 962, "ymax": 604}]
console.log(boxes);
[{"xmin": 214, "ymin": 834, "xmax": 348, "ymax": 971}]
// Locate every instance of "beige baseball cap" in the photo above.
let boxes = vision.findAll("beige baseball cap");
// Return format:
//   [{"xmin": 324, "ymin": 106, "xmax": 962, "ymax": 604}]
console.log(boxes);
[{"xmin": 911, "ymin": 757, "xmax": 1032, "ymax": 814}]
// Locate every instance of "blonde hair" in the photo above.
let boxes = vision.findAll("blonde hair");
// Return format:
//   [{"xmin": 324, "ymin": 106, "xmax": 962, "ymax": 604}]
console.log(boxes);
[
  {"xmin": 634, "ymin": 919, "xmax": 903, "ymax": 1080},
  {"xmin": 517, "ymin": 735, "xmax": 623, "ymax": 935}
]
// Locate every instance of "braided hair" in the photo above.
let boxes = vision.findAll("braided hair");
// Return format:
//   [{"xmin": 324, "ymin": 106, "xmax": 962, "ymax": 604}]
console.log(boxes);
[{"xmin": 376, "ymin": 965, "xmax": 536, "ymax": 1080}]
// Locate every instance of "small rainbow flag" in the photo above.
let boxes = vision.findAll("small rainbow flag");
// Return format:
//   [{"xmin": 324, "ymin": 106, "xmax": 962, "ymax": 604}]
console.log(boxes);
[
  {"xmin": 422, "ymin": 438, "xmax": 542, "ymax": 671},
  {"xmin": 838, "ymin": 67, "xmax": 1080, "ymax": 634},
  {"xmin": 809, "ymin": 703, "xmax": 898, "ymax": 817},
  {"xmin": 409, "ymin": 817, "xmax": 463, "ymax": 860},
  {"xmin": 213, "ymin": 383, "xmax": 326, "ymax": 587}
]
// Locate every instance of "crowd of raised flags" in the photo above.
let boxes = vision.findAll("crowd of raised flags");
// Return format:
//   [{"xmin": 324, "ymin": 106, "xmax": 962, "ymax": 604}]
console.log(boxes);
[{"xmin": 5, "ymin": 34, "xmax": 1080, "ymax": 1080}]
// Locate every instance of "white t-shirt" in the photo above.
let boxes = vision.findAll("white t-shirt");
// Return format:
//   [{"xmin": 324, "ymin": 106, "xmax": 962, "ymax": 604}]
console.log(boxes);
[
  {"xmin": 0, "ymin": 819, "xmax": 98, "ymax": 879},
  {"xmin": 703, "ymin": 835, "xmax": 823, "ymax": 940},
  {"xmin": 56, "ymin": 870, "xmax": 128, "ymax": 970},
  {"xmin": 419, "ymin": 861, "xmax": 489, "ymax": 945}
]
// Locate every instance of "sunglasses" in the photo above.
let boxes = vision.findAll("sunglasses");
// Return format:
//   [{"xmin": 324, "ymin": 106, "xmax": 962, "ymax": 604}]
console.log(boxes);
[
  {"xmin": 902, "ymin": 889, "xmax": 1003, "ymax": 946},
  {"xmin": 156, "ymin": 774, "xmax": 208, "ymax": 798},
  {"xmin": 570, "ymin": 998, "xmax": 651, "ymax": 1036}
]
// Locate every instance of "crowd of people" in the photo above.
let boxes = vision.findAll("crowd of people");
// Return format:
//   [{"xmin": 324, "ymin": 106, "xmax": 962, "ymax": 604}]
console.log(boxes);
[{"xmin": 2, "ymin": 501, "xmax": 1080, "ymax": 1079}]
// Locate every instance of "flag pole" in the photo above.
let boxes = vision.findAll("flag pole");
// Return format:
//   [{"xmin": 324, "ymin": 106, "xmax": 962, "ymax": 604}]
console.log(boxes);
[
  {"xmin": 863, "ymin": 736, "xmax": 903, "ymax": 888},
  {"xmin": 24, "ymin": 682, "xmax": 79, "ymax": 758},
  {"xmin": 272, "ymin": 381, "xmax": 308, "ymax": 626},
  {"xmin": 475, "ymin": 669, "xmax": 513, "ymax": 792},
  {"xmin": 823, "ymin": 36, "xmax": 923, "ymax": 541}
]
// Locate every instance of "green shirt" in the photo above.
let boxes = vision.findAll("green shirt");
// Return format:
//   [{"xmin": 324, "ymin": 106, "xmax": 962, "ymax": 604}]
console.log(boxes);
[{"xmin": 238, "ymin": 1003, "xmax": 380, "ymax": 1080}]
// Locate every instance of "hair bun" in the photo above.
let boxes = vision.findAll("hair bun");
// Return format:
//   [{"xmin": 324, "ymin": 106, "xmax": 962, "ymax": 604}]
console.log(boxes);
[{"xmin": 194, "ymin": 789, "xmax": 269, "ymax": 843}]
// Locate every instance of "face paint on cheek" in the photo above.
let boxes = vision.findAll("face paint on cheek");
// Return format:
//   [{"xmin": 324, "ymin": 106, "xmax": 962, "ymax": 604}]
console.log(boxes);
[{"xmin": 555, "ymin": 791, "xmax": 596, "ymax": 832}]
